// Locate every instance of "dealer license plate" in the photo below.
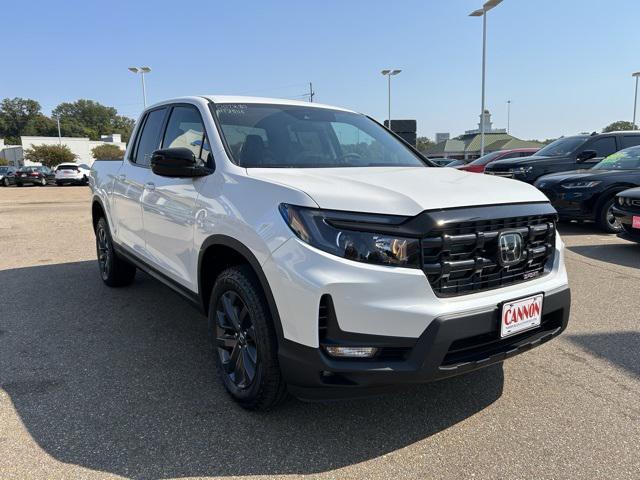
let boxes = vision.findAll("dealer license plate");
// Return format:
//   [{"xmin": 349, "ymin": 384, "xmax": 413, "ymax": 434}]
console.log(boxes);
[{"xmin": 500, "ymin": 294, "xmax": 543, "ymax": 338}]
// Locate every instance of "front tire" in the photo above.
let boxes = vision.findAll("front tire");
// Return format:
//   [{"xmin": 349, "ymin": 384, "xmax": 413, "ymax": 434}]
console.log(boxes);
[
  {"xmin": 596, "ymin": 197, "xmax": 622, "ymax": 233},
  {"xmin": 209, "ymin": 265, "xmax": 287, "ymax": 410},
  {"xmin": 2, "ymin": 178, "xmax": 8, "ymax": 187},
  {"xmin": 40, "ymin": 177, "xmax": 47, "ymax": 186},
  {"xmin": 95, "ymin": 217, "xmax": 136, "ymax": 287}
]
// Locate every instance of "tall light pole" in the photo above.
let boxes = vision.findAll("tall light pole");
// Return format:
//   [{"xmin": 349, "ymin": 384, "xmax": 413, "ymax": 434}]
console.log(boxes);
[
  {"xmin": 55, "ymin": 114, "xmax": 62, "ymax": 145},
  {"xmin": 470, "ymin": 0, "xmax": 503, "ymax": 156},
  {"xmin": 633, "ymin": 72, "xmax": 640, "ymax": 127},
  {"xmin": 506, "ymin": 99, "xmax": 512, "ymax": 134},
  {"xmin": 381, "ymin": 69, "xmax": 402, "ymax": 130},
  {"xmin": 128, "ymin": 66, "xmax": 152, "ymax": 108}
]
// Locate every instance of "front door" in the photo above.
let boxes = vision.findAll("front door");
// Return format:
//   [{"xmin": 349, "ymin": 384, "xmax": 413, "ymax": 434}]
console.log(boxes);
[
  {"xmin": 141, "ymin": 104, "xmax": 213, "ymax": 291},
  {"xmin": 112, "ymin": 107, "xmax": 167, "ymax": 256}
]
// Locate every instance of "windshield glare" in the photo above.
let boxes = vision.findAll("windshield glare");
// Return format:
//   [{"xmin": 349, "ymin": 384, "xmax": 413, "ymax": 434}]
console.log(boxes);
[
  {"xmin": 535, "ymin": 137, "xmax": 586, "ymax": 157},
  {"xmin": 593, "ymin": 147, "xmax": 640, "ymax": 170},
  {"xmin": 213, "ymin": 104, "xmax": 426, "ymax": 168}
]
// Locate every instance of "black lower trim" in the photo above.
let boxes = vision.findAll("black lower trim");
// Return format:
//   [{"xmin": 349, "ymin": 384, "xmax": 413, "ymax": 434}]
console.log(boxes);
[
  {"xmin": 279, "ymin": 287, "xmax": 571, "ymax": 400},
  {"xmin": 113, "ymin": 243, "xmax": 203, "ymax": 311}
]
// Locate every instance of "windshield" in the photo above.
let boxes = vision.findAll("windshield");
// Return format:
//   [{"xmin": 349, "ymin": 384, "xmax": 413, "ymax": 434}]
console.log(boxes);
[
  {"xmin": 535, "ymin": 137, "xmax": 587, "ymax": 157},
  {"xmin": 213, "ymin": 103, "xmax": 427, "ymax": 168},
  {"xmin": 593, "ymin": 147, "xmax": 640, "ymax": 170},
  {"xmin": 0, "ymin": 167, "xmax": 7, "ymax": 174},
  {"xmin": 467, "ymin": 151, "xmax": 503, "ymax": 166}
]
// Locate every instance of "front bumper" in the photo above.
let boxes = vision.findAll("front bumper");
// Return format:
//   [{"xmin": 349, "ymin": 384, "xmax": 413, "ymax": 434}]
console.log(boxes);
[
  {"xmin": 538, "ymin": 187, "xmax": 597, "ymax": 220},
  {"xmin": 280, "ymin": 287, "xmax": 570, "ymax": 400},
  {"xmin": 612, "ymin": 206, "xmax": 640, "ymax": 242}
]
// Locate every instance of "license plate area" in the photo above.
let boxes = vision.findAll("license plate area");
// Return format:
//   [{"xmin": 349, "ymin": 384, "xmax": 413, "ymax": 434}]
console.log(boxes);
[
  {"xmin": 633, "ymin": 216, "xmax": 640, "ymax": 229},
  {"xmin": 500, "ymin": 293, "xmax": 544, "ymax": 338}
]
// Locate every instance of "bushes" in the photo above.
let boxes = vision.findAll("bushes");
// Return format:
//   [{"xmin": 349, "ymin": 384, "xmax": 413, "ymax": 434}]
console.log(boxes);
[
  {"xmin": 23, "ymin": 144, "xmax": 77, "ymax": 168},
  {"xmin": 92, "ymin": 143, "xmax": 125, "ymax": 160}
]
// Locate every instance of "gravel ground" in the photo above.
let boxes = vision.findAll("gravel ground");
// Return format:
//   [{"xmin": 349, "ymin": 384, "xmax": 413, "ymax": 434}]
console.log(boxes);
[{"xmin": 1, "ymin": 186, "xmax": 639, "ymax": 480}]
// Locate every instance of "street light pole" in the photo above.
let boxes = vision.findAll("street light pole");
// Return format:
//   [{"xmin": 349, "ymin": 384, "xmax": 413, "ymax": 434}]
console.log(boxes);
[
  {"xmin": 633, "ymin": 72, "xmax": 640, "ymax": 126},
  {"xmin": 128, "ymin": 66, "xmax": 152, "ymax": 108},
  {"xmin": 381, "ymin": 69, "xmax": 402, "ymax": 130},
  {"xmin": 56, "ymin": 115, "xmax": 62, "ymax": 145},
  {"xmin": 470, "ymin": 0, "xmax": 503, "ymax": 156},
  {"xmin": 507, "ymin": 99, "xmax": 511, "ymax": 134}
]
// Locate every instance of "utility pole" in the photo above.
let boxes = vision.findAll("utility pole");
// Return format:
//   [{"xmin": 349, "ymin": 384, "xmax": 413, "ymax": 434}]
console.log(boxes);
[
  {"xmin": 507, "ymin": 99, "xmax": 511, "ymax": 134},
  {"xmin": 56, "ymin": 115, "xmax": 62, "ymax": 145},
  {"xmin": 309, "ymin": 82, "xmax": 315, "ymax": 103}
]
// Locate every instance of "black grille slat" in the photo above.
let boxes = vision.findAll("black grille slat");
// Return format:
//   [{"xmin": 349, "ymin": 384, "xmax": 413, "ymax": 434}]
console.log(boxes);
[{"xmin": 422, "ymin": 214, "xmax": 556, "ymax": 297}]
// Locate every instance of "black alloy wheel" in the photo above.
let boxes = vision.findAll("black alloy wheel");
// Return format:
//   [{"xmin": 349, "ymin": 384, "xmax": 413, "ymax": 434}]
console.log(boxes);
[
  {"xmin": 215, "ymin": 290, "xmax": 258, "ymax": 389},
  {"xmin": 96, "ymin": 222, "xmax": 111, "ymax": 281}
]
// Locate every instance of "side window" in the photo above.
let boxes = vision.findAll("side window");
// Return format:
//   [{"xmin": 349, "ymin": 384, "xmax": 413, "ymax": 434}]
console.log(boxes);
[
  {"xmin": 585, "ymin": 137, "xmax": 617, "ymax": 158},
  {"xmin": 133, "ymin": 108, "xmax": 167, "ymax": 167},
  {"xmin": 162, "ymin": 106, "xmax": 210, "ymax": 167},
  {"xmin": 501, "ymin": 151, "xmax": 522, "ymax": 159},
  {"xmin": 621, "ymin": 135, "xmax": 640, "ymax": 148}
]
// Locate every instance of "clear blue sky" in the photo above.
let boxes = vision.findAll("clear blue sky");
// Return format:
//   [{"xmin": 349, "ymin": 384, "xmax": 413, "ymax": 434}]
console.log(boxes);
[{"xmin": 3, "ymin": 0, "xmax": 639, "ymax": 140}]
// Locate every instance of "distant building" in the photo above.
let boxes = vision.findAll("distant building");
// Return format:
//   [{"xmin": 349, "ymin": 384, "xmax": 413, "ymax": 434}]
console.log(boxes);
[
  {"xmin": 435, "ymin": 132, "xmax": 450, "ymax": 144},
  {"xmin": 426, "ymin": 110, "xmax": 542, "ymax": 159},
  {"xmin": 0, "ymin": 139, "xmax": 23, "ymax": 167},
  {"xmin": 20, "ymin": 134, "xmax": 127, "ymax": 166}
]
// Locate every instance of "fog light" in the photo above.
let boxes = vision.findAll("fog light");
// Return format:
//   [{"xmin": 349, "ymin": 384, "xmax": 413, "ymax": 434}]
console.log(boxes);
[{"xmin": 324, "ymin": 346, "xmax": 379, "ymax": 358}]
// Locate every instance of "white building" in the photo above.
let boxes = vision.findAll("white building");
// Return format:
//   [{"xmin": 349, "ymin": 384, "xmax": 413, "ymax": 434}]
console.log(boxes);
[{"xmin": 20, "ymin": 134, "xmax": 127, "ymax": 166}]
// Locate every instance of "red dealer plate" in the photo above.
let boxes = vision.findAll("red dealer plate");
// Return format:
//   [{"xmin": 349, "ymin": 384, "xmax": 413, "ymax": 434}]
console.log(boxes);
[
  {"xmin": 500, "ymin": 294, "xmax": 543, "ymax": 338},
  {"xmin": 633, "ymin": 216, "xmax": 640, "ymax": 229}
]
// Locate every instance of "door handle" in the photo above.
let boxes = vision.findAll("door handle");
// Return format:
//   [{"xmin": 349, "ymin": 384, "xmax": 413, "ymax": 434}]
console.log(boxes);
[
  {"xmin": 117, "ymin": 174, "xmax": 126, "ymax": 181},
  {"xmin": 144, "ymin": 182, "xmax": 156, "ymax": 191}
]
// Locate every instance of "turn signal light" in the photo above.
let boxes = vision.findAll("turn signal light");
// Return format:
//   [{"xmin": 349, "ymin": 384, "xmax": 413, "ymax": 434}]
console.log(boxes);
[{"xmin": 324, "ymin": 346, "xmax": 379, "ymax": 358}]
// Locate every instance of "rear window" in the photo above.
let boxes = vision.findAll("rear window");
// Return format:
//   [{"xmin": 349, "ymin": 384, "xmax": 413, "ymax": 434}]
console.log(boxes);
[{"xmin": 57, "ymin": 165, "xmax": 79, "ymax": 171}]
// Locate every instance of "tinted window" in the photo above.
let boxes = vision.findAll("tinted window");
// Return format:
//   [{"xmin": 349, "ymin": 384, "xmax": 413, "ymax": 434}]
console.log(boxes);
[
  {"xmin": 57, "ymin": 165, "xmax": 78, "ymax": 171},
  {"xmin": 467, "ymin": 151, "xmax": 503, "ymax": 166},
  {"xmin": 621, "ymin": 135, "xmax": 640, "ymax": 148},
  {"xmin": 214, "ymin": 103, "xmax": 425, "ymax": 168},
  {"xmin": 536, "ymin": 137, "xmax": 587, "ymax": 157},
  {"xmin": 162, "ymin": 106, "xmax": 210, "ymax": 167},
  {"xmin": 585, "ymin": 137, "xmax": 617, "ymax": 158},
  {"xmin": 134, "ymin": 108, "xmax": 167, "ymax": 166}
]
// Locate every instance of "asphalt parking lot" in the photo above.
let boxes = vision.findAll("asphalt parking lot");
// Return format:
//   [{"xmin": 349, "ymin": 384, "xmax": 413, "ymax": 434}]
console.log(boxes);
[{"xmin": 1, "ymin": 186, "xmax": 639, "ymax": 480}]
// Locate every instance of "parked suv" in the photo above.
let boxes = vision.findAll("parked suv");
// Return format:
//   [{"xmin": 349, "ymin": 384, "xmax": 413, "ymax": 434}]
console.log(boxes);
[
  {"xmin": 485, "ymin": 132, "xmax": 640, "ymax": 183},
  {"xmin": 55, "ymin": 162, "xmax": 91, "ymax": 186},
  {"xmin": 90, "ymin": 96, "xmax": 571, "ymax": 410}
]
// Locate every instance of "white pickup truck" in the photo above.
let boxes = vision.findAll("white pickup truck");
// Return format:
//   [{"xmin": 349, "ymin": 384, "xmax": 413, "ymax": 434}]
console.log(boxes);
[{"xmin": 90, "ymin": 96, "xmax": 571, "ymax": 410}]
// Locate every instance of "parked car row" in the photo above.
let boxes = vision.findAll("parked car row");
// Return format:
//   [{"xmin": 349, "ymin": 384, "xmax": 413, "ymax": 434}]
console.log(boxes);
[{"xmin": 0, "ymin": 163, "xmax": 91, "ymax": 187}]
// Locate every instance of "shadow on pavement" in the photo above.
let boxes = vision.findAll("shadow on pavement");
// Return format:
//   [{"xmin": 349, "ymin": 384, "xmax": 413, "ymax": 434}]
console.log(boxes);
[
  {"xmin": 0, "ymin": 261, "xmax": 504, "ymax": 479},
  {"xmin": 567, "ymin": 332, "xmax": 640, "ymax": 378},
  {"xmin": 567, "ymin": 243, "xmax": 640, "ymax": 270},
  {"xmin": 557, "ymin": 222, "xmax": 602, "ymax": 237}
]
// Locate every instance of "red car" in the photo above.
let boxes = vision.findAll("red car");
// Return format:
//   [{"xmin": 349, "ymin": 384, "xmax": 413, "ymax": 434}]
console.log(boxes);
[{"xmin": 458, "ymin": 148, "xmax": 540, "ymax": 173}]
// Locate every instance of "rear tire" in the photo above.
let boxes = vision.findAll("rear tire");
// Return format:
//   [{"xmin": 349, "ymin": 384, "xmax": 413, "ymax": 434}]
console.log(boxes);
[
  {"xmin": 596, "ymin": 197, "xmax": 622, "ymax": 233},
  {"xmin": 209, "ymin": 265, "xmax": 288, "ymax": 410},
  {"xmin": 95, "ymin": 217, "xmax": 136, "ymax": 287}
]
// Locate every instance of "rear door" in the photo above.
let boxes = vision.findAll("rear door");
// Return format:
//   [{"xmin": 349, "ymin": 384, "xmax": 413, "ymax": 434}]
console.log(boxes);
[
  {"xmin": 141, "ymin": 103, "xmax": 212, "ymax": 290},
  {"xmin": 112, "ymin": 107, "xmax": 167, "ymax": 255}
]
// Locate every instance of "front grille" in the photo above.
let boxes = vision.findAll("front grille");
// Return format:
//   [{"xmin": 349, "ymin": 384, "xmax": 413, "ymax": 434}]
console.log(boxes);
[{"xmin": 422, "ymin": 213, "xmax": 556, "ymax": 297}]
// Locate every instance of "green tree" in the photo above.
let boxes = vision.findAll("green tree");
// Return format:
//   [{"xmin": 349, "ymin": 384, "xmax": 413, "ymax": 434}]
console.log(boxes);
[
  {"xmin": 92, "ymin": 143, "xmax": 125, "ymax": 160},
  {"xmin": 24, "ymin": 144, "xmax": 77, "ymax": 168},
  {"xmin": 0, "ymin": 157, "xmax": 8, "ymax": 166},
  {"xmin": 602, "ymin": 121, "xmax": 638, "ymax": 132},
  {"xmin": 0, "ymin": 97, "xmax": 43, "ymax": 144},
  {"xmin": 52, "ymin": 99, "xmax": 135, "ymax": 142},
  {"xmin": 416, "ymin": 136, "xmax": 435, "ymax": 153}
]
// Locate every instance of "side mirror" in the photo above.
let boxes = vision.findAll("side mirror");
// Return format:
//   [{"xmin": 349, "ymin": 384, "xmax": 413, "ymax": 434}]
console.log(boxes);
[
  {"xmin": 577, "ymin": 150, "xmax": 597, "ymax": 162},
  {"xmin": 150, "ymin": 148, "xmax": 210, "ymax": 178}
]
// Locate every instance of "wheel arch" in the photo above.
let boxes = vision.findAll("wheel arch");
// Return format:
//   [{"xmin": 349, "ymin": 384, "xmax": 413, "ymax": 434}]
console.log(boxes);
[
  {"xmin": 91, "ymin": 196, "xmax": 107, "ymax": 232},
  {"xmin": 198, "ymin": 235, "xmax": 284, "ymax": 341}
]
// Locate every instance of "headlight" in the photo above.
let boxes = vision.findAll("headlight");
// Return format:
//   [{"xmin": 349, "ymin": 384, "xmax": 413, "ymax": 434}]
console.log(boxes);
[
  {"xmin": 279, "ymin": 204, "xmax": 421, "ymax": 268},
  {"xmin": 508, "ymin": 166, "xmax": 534, "ymax": 176},
  {"xmin": 561, "ymin": 181, "xmax": 601, "ymax": 189}
]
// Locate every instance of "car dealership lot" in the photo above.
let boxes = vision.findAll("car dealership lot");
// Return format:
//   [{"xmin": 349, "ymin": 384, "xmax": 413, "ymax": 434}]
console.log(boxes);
[{"xmin": 1, "ymin": 187, "xmax": 639, "ymax": 479}]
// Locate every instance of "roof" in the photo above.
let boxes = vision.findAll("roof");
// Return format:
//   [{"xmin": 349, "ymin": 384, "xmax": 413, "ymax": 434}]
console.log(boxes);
[
  {"xmin": 146, "ymin": 95, "xmax": 356, "ymax": 113},
  {"xmin": 425, "ymin": 133, "xmax": 543, "ymax": 156}
]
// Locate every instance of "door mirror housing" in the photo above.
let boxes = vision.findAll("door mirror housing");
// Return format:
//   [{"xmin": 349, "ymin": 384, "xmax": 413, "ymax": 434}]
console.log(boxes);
[
  {"xmin": 150, "ymin": 148, "xmax": 210, "ymax": 177},
  {"xmin": 577, "ymin": 150, "xmax": 597, "ymax": 162}
]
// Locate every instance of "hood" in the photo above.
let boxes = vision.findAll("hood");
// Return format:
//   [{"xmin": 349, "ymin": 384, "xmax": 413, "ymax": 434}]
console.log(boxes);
[
  {"xmin": 487, "ymin": 155, "xmax": 559, "ymax": 169},
  {"xmin": 247, "ymin": 166, "xmax": 548, "ymax": 216},
  {"xmin": 536, "ymin": 168, "xmax": 628, "ymax": 184}
]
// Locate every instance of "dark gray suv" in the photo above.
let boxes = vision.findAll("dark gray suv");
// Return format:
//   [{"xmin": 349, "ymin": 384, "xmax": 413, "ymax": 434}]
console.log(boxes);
[{"xmin": 485, "ymin": 131, "xmax": 640, "ymax": 183}]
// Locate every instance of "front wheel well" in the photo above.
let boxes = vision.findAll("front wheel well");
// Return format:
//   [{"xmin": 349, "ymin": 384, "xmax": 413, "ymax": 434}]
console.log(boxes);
[
  {"xmin": 92, "ymin": 200, "xmax": 106, "ymax": 232},
  {"xmin": 198, "ymin": 239, "xmax": 284, "ymax": 341}
]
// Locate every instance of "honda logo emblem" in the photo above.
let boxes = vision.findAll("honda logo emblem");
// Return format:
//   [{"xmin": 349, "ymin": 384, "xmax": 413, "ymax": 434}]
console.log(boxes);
[{"xmin": 498, "ymin": 232, "xmax": 524, "ymax": 267}]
